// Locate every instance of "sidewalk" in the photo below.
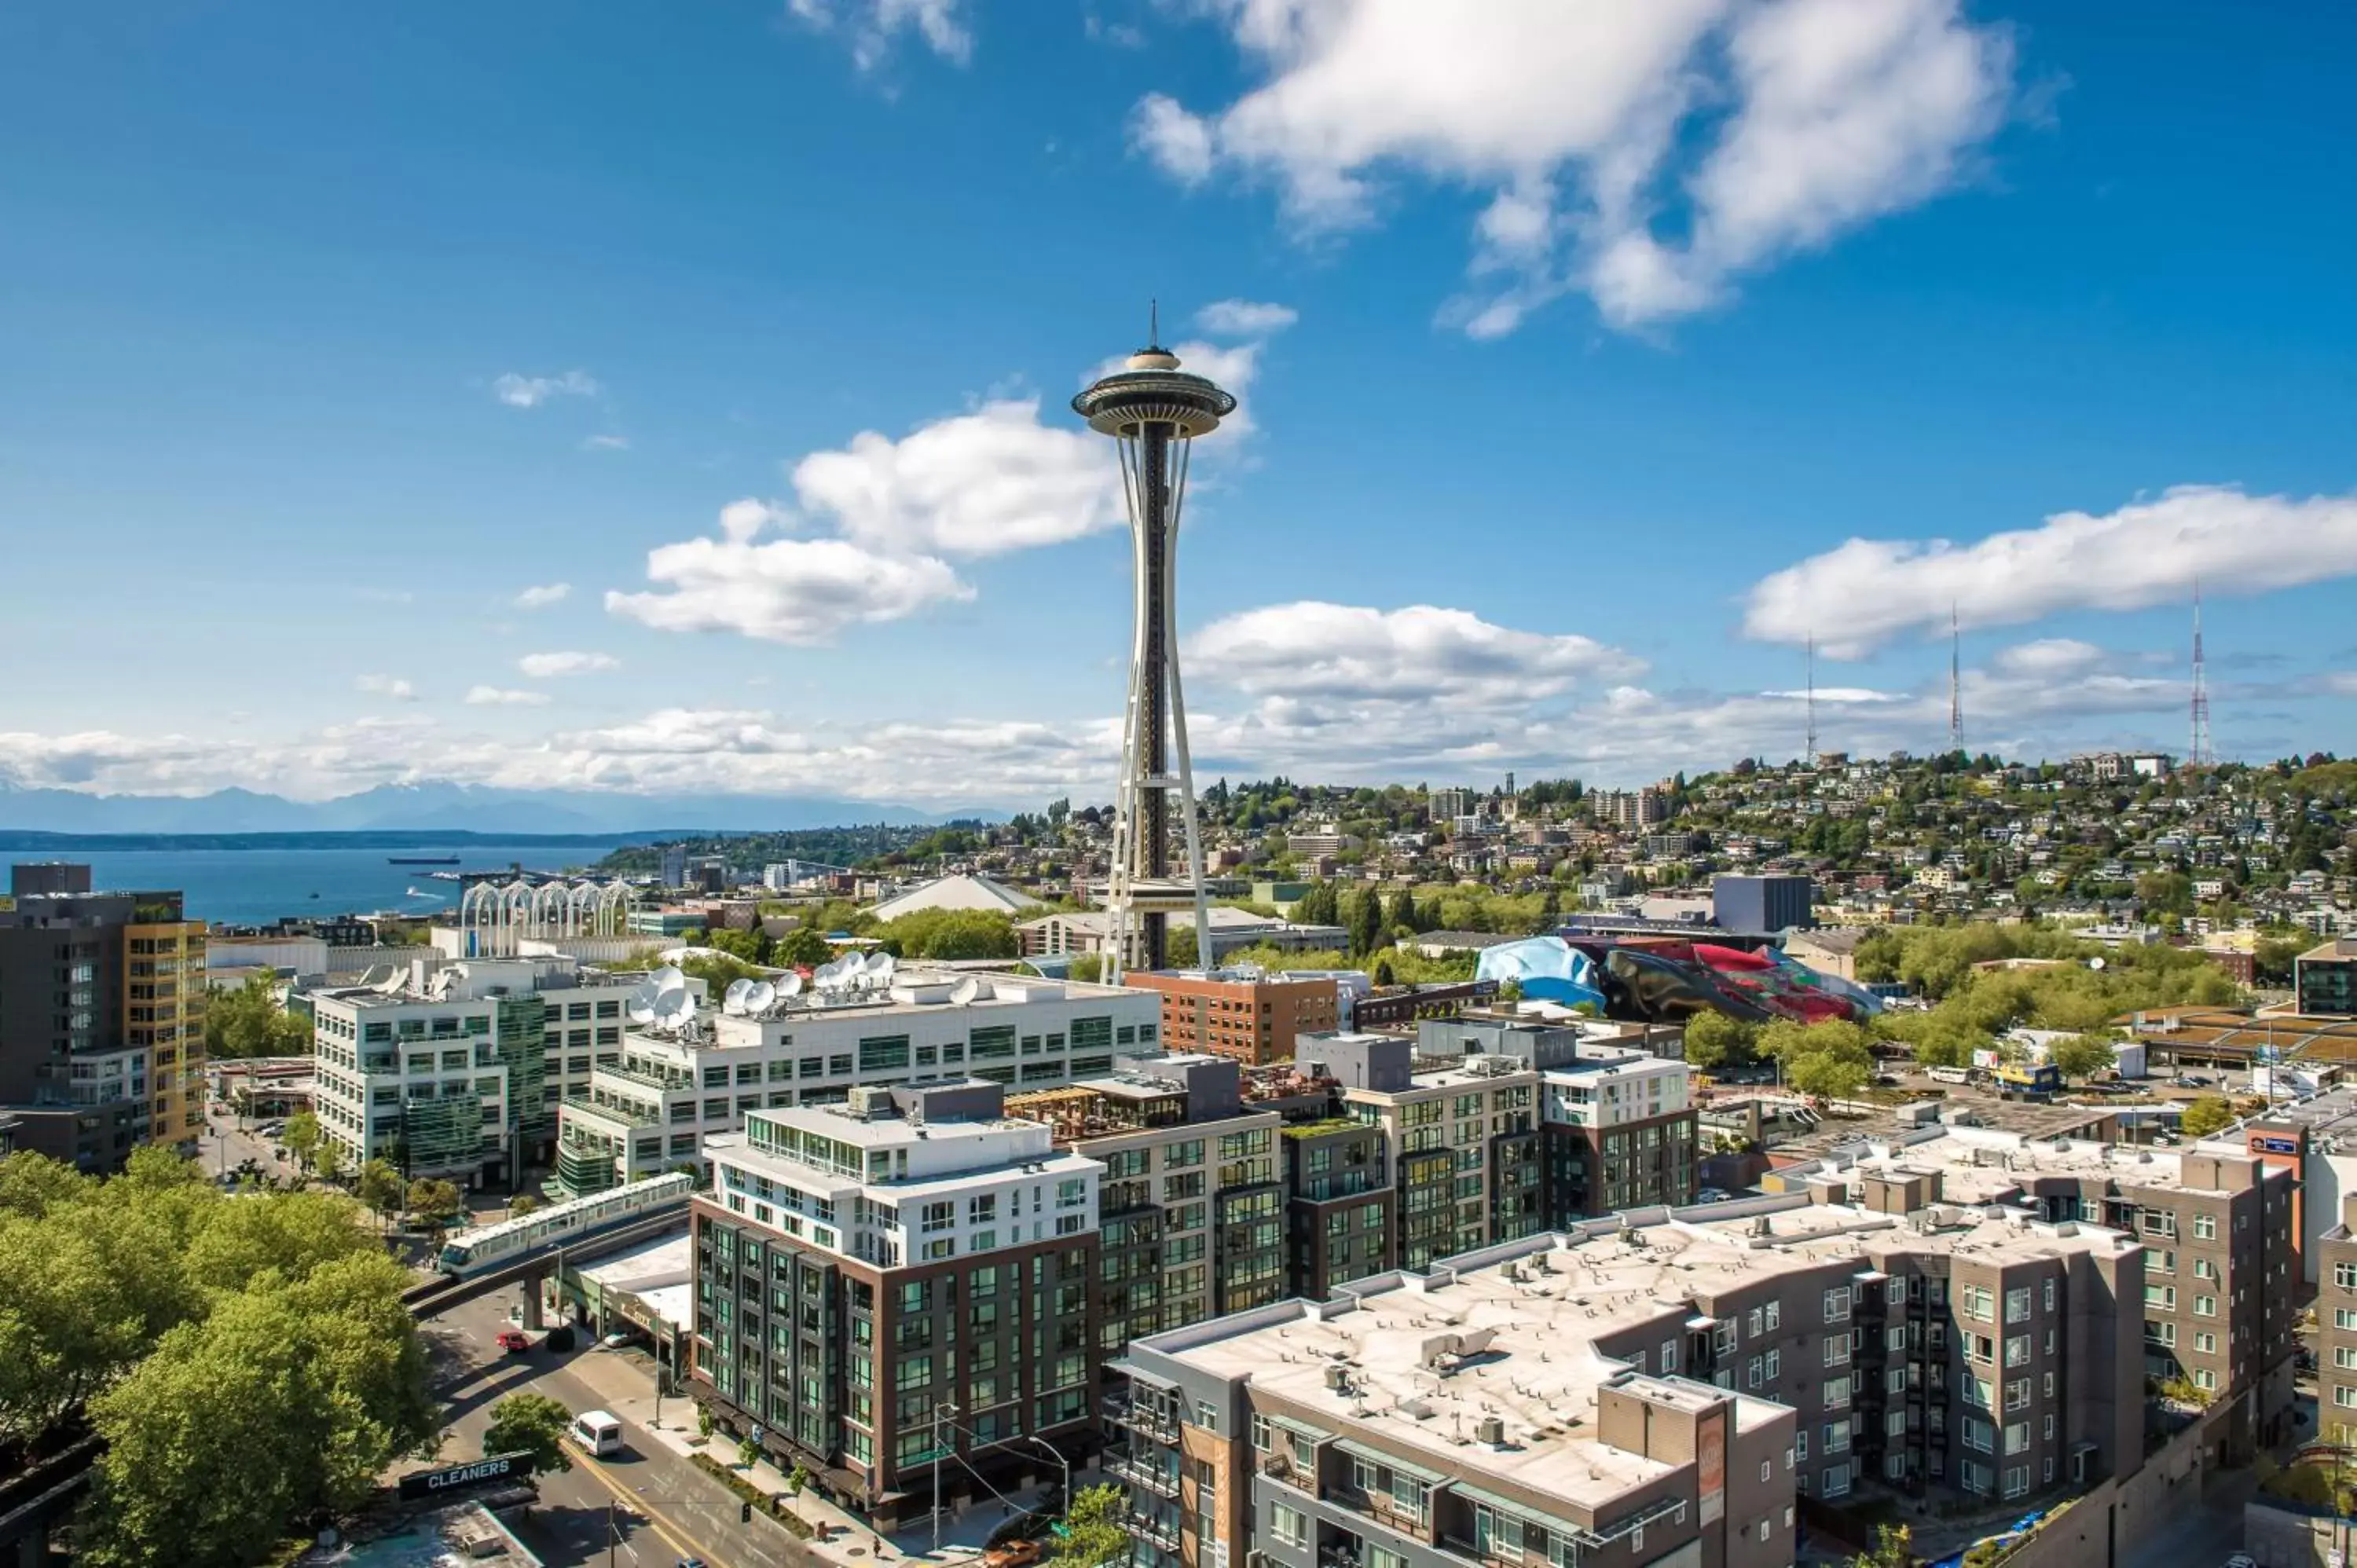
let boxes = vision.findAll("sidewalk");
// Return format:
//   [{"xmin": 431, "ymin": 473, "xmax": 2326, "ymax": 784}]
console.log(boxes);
[{"xmin": 563, "ymin": 1347, "xmax": 1088, "ymax": 1568}]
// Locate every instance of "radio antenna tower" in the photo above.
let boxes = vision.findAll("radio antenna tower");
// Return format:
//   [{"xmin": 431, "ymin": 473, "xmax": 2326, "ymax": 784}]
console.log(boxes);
[
  {"xmin": 1804, "ymin": 633, "xmax": 1818, "ymax": 767},
  {"xmin": 1073, "ymin": 317, "xmax": 1237, "ymax": 980},
  {"xmin": 2189, "ymin": 581, "xmax": 2213, "ymax": 768},
  {"xmin": 1948, "ymin": 603, "xmax": 1963, "ymax": 756}
]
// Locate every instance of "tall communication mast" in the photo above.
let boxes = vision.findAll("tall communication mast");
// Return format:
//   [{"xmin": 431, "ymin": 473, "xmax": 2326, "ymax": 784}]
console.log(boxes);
[
  {"xmin": 1804, "ymin": 633, "xmax": 1818, "ymax": 767},
  {"xmin": 1948, "ymin": 604, "xmax": 1963, "ymax": 755},
  {"xmin": 2189, "ymin": 582, "xmax": 2213, "ymax": 768}
]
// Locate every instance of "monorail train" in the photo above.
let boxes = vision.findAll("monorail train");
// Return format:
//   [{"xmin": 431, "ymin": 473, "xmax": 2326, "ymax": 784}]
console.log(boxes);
[{"xmin": 436, "ymin": 1172, "xmax": 696, "ymax": 1278}]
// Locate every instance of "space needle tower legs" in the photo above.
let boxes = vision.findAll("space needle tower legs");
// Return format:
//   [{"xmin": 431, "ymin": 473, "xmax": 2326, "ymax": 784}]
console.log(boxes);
[{"xmin": 1074, "ymin": 321, "xmax": 1237, "ymax": 982}]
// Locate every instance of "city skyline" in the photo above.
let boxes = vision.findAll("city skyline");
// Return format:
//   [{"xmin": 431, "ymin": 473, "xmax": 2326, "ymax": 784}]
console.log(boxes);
[{"xmin": 5, "ymin": 3, "xmax": 2356, "ymax": 811}]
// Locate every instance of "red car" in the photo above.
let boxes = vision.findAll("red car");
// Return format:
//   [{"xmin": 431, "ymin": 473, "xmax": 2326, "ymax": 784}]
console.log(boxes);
[{"xmin": 497, "ymin": 1329, "xmax": 531, "ymax": 1354}]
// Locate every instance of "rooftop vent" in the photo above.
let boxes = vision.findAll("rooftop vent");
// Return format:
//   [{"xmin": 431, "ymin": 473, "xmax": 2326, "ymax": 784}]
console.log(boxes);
[{"xmin": 1476, "ymin": 1416, "xmax": 1506, "ymax": 1445}]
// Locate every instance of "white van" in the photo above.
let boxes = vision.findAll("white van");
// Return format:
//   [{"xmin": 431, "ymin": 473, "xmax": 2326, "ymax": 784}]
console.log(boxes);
[{"xmin": 570, "ymin": 1409, "xmax": 625, "ymax": 1457}]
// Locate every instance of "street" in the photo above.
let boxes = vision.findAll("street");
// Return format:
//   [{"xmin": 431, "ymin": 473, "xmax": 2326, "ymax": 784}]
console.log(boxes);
[{"xmin": 421, "ymin": 1283, "xmax": 815, "ymax": 1568}]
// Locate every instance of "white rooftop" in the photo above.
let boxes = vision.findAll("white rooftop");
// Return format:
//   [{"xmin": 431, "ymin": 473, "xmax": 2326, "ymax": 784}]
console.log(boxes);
[{"xmin": 1146, "ymin": 1198, "xmax": 2134, "ymax": 1513}]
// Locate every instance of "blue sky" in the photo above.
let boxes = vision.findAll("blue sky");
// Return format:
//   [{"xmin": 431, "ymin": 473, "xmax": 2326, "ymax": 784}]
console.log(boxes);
[{"xmin": 4, "ymin": 1, "xmax": 2354, "ymax": 810}]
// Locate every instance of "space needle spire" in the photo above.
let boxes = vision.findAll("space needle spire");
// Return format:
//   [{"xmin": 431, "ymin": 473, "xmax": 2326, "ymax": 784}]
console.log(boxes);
[{"xmin": 1074, "ymin": 319, "xmax": 1237, "ymax": 980}]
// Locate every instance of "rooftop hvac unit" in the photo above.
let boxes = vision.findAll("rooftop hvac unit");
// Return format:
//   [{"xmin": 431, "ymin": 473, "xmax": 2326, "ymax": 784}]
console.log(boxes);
[
  {"xmin": 1476, "ymin": 1416, "xmax": 1506, "ymax": 1445},
  {"xmin": 846, "ymin": 1085, "xmax": 896, "ymax": 1120},
  {"xmin": 1325, "ymin": 1365, "xmax": 1352, "ymax": 1393}
]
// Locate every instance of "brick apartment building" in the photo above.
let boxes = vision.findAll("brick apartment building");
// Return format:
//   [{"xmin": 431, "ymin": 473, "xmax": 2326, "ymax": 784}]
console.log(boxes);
[{"xmin": 1124, "ymin": 969, "xmax": 1340, "ymax": 1067}]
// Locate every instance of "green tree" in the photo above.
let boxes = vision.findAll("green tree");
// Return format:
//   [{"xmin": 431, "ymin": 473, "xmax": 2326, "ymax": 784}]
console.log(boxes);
[
  {"xmin": 483, "ymin": 1392, "xmax": 574, "ymax": 1478},
  {"xmin": 2047, "ymin": 1034, "xmax": 2118, "ymax": 1082},
  {"xmin": 1384, "ymin": 888, "xmax": 1420, "ymax": 933},
  {"xmin": 312, "ymin": 1141, "xmax": 345, "ymax": 1185},
  {"xmin": 2180, "ymin": 1094, "xmax": 2236, "ymax": 1139},
  {"xmin": 1850, "ymin": 1522, "xmax": 1912, "ymax": 1568},
  {"xmin": 775, "ymin": 926, "xmax": 838, "ymax": 967},
  {"xmin": 1681, "ymin": 1012, "xmax": 1756, "ymax": 1072},
  {"xmin": 1047, "ymin": 1484, "xmax": 1131, "ymax": 1568},
  {"xmin": 80, "ymin": 1252, "xmax": 436, "ymax": 1568},
  {"xmin": 202, "ymin": 973, "xmax": 314, "ymax": 1060},
  {"xmin": 355, "ymin": 1160, "xmax": 405, "ymax": 1231},
  {"xmin": 1349, "ymin": 890, "xmax": 1384, "ymax": 957},
  {"xmin": 508, "ymin": 1193, "xmax": 541, "ymax": 1217},
  {"xmin": 279, "ymin": 1111, "xmax": 321, "ymax": 1171},
  {"xmin": 1371, "ymin": 954, "xmax": 1396, "ymax": 987},
  {"xmin": 405, "ymin": 1178, "xmax": 464, "ymax": 1234}
]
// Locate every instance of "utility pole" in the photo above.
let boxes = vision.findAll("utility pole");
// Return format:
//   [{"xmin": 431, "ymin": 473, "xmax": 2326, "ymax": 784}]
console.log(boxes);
[{"xmin": 932, "ymin": 1397, "xmax": 960, "ymax": 1551}]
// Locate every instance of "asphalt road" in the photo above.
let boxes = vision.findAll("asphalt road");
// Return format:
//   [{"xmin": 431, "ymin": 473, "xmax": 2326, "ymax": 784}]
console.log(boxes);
[{"xmin": 423, "ymin": 1284, "xmax": 813, "ymax": 1568}]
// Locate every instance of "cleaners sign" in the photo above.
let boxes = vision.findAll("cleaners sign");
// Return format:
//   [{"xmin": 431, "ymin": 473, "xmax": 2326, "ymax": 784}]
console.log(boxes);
[{"xmin": 398, "ymin": 1453, "xmax": 532, "ymax": 1500}]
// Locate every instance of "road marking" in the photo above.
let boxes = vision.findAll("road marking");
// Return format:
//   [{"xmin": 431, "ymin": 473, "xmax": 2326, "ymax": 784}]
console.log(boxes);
[{"xmin": 571, "ymin": 1445, "xmax": 735, "ymax": 1568}]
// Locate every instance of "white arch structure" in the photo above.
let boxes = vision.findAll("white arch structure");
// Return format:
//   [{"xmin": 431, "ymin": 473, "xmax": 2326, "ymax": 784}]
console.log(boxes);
[{"xmin": 460, "ymin": 878, "xmax": 633, "ymax": 957}]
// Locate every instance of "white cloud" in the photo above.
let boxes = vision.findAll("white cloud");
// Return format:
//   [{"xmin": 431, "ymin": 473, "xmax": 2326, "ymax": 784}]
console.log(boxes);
[
  {"xmin": 1194, "ymin": 299, "xmax": 1298, "ymax": 336},
  {"xmin": 355, "ymin": 674, "xmax": 418, "ymax": 702},
  {"xmin": 519, "ymin": 650, "xmax": 621, "ymax": 678},
  {"xmin": 790, "ymin": 398, "xmax": 1122, "ymax": 557},
  {"xmin": 1744, "ymin": 485, "xmax": 2357, "ymax": 656},
  {"xmin": 789, "ymin": 0, "xmax": 972, "ymax": 70},
  {"xmin": 1189, "ymin": 602, "xmax": 1644, "ymax": 705},
  {"xmin": 1134, "ymin": 0, "xmax": 2013, "ymax": 332},
  {"xmin": 1991, "ymin": 638, "xmax": 2106, "ymax": 678},
  {"xmin": 465, "ymin": 687, "xmax": 552, "ymax": 707},
  {"xmin": 493, "ymin": 370, "xmax": 600, "ymax": 408},
  {"xmin": 513, "ymin": 582, "xmax": 572, "ymax": 610},
  {"xmin": 605, "ymin": 500, "xmax": 972, "ymax": 647},
  {"xmin": 581, "ymin": 434, "xmax": 631, "ymax": 452}
]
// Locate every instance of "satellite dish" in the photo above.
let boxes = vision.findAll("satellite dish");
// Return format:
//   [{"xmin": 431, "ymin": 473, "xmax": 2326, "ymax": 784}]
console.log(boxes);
[
  {"xmin": 2088, "ymin": 956, "xmax": 2107, "ymax": 972},
  {"xmin": 652, "ymin": 985, "xmax": 691, "ymax": 1027},
  {"xmin": 651, "ymin": 964, "xmax": 686, "ymax": 992},
  {"xmin": 779, "ymin": 972, "xmax": 805, "ymax": 998},
  {"xmin": 951, "ymin": 977, "xmax": 980, "ymax": 1005},
  {"xmin": 627, "ymin": 1000, "xmax": 657, "ymax": 1026},
  {"xmin": 868, "ymin": 951, "xmax": 898, "ymax": 982},
  {"xmin": 724, "ymin": 979, "xmax": 754, "ymax": 1015},
  {"xmin": 744, "ymin": 980, "xmax": 776, "ymax": 1013}
]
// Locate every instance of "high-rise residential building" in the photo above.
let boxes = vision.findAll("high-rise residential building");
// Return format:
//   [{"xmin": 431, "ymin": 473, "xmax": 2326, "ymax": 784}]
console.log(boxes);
[
  {"xmin": 1123, "ymin": 969, "xmax": 1340, "ymax": 1068},
  {"xmin": 556, "ymin": 968, "xmax": 1160, "ymax": 1196},
  {"xmin": 1787, "ymin": 1126, "xmax": 2298, "ymax": 1448},
  {"xmin": 1009, "ymin": 1054, "xmax": 1288, "ymax": 1349},
  {"xmin": 1590, "ymin": 787, "xmax": 1670, "ymax": 830},
  {"xmin": 1417, "ymin": 1017, "xmax": 1699, "ymax": 1218},
  {"xmin": 1297, "ymin": 1035, "xmax": 1542, "ymax": 1273},
  {"xmin": 2297, "ymin": 937, "xmax": 2357, "ymax": 1016},
  {"xmin": 691, "ymin": 1084, "xmax": 1103, "ymax": 1527},
  {"xmin": 1429, "ymin": 788, "xmax": 1475, "ymax": 826},
  {"xmin": 0, "ymin": 864, "xmax": 205, "ymax": 1171},
  {"xmin": 2317, "ymin": 1192, "xmax": 2357, "ymax": 1441},
  {"xmin": 1279, "ymin": 1113, "xmax": 1395, "ymax": 1301},
  {"xmin": 1109, "ymin": 1196, "xmax": 2152, "ymax": 1568}
]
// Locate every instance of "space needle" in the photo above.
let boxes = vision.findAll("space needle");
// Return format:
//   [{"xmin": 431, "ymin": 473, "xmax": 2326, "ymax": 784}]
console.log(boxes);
[{"xmin": 1072, "ymin": 315, "xmax": 1237, "ymax": 981}]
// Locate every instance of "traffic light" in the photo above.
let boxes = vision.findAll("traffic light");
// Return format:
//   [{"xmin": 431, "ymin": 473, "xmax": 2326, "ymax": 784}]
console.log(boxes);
[{"xmin": 741, "ymin": 1502, "xmax": 753, "ymax": 1524}]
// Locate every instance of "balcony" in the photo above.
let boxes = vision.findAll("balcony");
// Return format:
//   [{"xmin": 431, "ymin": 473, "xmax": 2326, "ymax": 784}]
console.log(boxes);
[
  {"xmin": 1129, "ymin": 1515, "xmax": 1181, "ymax": 1552},
  {"xmin": 1105, "ymin": 1449, "xmax": 1182, "ymax": 1498},
  {"xmin": 1124, "ymin": 1403, "xmax": 1181, "ymax": 1445}
]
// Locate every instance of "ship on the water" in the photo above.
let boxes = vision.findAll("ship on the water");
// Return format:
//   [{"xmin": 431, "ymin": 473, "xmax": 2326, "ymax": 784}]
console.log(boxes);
[{"xmin": 387, "ymin": 855, "xmax": 462, "ymax": 866}]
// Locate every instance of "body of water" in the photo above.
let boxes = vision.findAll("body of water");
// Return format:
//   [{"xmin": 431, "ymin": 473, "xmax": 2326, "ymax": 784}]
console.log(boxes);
[{"xmin": 31, "ymin": 842, "xmax": 633, "ymax": 927}]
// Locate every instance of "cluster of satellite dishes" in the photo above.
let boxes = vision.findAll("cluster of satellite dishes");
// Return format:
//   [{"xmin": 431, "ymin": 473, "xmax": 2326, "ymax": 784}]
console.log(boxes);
[
  {"xmin": 703, "ymin": 949, "xmax": 905, "ymax": 1018},
  {"xmin": 626, "ymin": 964, "xmax": 695, "ymax": 1030}
]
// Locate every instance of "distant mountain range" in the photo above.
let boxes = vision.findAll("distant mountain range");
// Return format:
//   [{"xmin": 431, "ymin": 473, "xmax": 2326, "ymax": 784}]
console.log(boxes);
[{"xmin": 0, "ymin": 781, "xmax": 977, "ymax": 836}]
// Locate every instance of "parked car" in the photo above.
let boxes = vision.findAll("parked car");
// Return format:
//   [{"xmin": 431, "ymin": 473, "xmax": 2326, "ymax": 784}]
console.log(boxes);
[
  {"xmin": 600, "ymin": 1330, "xmax": 636, "ymax": 1350},
  {"xmin": 497, "ymin": 1329, "xmax": 532, "ymax": 1354},
  {"xmin": 1697, "ymin": 1188, "xmax": 1732, "ymax": 1203}
]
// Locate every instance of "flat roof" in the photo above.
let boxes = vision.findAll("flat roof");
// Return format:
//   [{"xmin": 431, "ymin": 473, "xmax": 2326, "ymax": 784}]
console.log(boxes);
[
  {"xmin": 576, "ymin": 1230, "xmax": 691, "ymax": 1290},
  {"xmin": 1146, "ymin": 1199, "xmax": 2128, "ymax": 1514},
  {"xmin": 1804, "ymin": 1124, "xmax": 2261, "ymax": 1200}
]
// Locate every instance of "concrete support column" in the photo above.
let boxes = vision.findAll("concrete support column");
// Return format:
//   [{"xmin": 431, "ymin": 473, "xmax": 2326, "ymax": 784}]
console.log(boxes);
[{"xmin": 519, "ymin": 1276, "xmax": 546, "ymax": 1330}]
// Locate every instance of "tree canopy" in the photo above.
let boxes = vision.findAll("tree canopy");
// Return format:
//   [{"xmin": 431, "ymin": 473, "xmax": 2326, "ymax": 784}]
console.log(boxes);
[
  {"xmin": 203, "ymin": 973, "xmax": 313, "ymax": 1060},
  {"xmin": 0, "ymin": 1146, "xmax": 433, "ymax": 1567},
  {"xmin": 483, "ymin": 1393, "xmax": 574, "ymax": 1478},
  {"xmin": 2179, "ymin": 1094, "xmax": 2237, "ymax": 1138}
]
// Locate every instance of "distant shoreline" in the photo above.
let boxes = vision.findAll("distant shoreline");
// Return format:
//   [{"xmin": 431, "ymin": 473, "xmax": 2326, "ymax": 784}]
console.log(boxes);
[{"xmin": 0, "ymin": 830, "xmax": 673, "ymax": 852}]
